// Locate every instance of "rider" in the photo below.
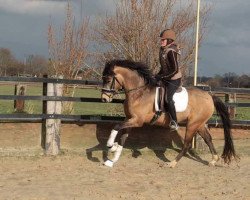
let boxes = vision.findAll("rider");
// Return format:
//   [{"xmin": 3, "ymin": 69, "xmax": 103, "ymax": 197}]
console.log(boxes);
[{"xmin": 156, "ymin": 29, "xmax": 182, "ymax": 131}]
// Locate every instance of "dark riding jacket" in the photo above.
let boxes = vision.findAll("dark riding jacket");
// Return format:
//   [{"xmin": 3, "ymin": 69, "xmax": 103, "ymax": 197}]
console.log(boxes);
[{"xmin": 158, "ymin": 43, "xmax": 182, "ymax": 81}]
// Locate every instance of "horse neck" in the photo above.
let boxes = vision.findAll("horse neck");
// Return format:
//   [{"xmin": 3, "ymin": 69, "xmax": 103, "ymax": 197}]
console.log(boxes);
[{"xmin": 114, "ymin": 67, "xmax": 145, "ymax": 92}]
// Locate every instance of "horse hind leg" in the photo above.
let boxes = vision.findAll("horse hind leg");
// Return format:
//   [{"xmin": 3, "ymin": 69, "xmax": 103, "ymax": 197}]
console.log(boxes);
[
  {"xmin": 167, "ymin": 131, "xmax": 193, "ymax": 168},
  {"xmin": 167, "ymin": 122, "xmax": 201, "ymax": 168},
  {"xmin": 198, "ymin": 125, "xmax": 219, "ymax": 166}
]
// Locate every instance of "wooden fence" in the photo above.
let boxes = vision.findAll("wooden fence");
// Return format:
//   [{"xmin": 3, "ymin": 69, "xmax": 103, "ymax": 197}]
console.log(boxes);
[{"xmin": 0, "ymin": 76, "xmax": 249, "ymax": 154}]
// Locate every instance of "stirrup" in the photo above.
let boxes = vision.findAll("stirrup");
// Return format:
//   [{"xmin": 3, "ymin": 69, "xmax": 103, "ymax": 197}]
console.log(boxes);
[{"xmin": 169, "ymin": 120, "xmax": 179, "ymax": 131}]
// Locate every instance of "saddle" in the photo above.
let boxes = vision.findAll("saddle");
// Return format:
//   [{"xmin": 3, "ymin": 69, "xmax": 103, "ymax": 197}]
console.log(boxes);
[{"xmin": 150, "ymin": 86, "xmax": 188, "ymax": 124}]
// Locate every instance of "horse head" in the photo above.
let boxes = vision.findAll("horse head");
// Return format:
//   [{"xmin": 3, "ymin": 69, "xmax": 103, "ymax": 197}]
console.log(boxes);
[
  {"xmin": 101, "ymin": 73, "xmax": 123, "ymax": 102},
  {"xmin": 101, "ymin": 59, "xmax": 155, "ymax": 102}
]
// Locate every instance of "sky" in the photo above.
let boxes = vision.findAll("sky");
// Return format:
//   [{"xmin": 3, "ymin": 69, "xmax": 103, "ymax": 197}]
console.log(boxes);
[{"xmin": 0, "ymin": 0, "xmax": 249, "ymax": 77}]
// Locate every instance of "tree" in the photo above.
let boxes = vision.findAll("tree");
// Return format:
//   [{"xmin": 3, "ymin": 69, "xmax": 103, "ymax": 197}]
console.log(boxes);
[
  {"xmin": 48, "ymin": 3, "xmax": 89, "ymax": 79},
  {"xmin": 7, "ymin": 61, "xmax": 25, "ymax": 76},
  {"xmin": 223, "ymin": 72, "xmax": 237, "ymax": 87},
  {"xmin": 48, "ymin": 3, "xmax": 90, "ymax": 114},
  {"xmin": 0, "ymin": 48, "xmax": 16, "ymax": 76},
  {"xmin": 94, "ymin": 0, "xmax": 211, "ymax": 76},
  {"xmin": 25, "ymin": 54, "xmax": 48, "ymax": 77},
  {"xmin": 237, "ymin": 74, "xmax": 250, "ymax": 88},
  {"xmin": 205, "ymin": 74, "xmax": 223, "ymax": 87}
]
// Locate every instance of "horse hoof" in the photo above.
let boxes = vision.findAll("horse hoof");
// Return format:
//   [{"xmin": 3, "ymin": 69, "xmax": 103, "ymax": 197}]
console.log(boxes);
[
  {"xmin": 167, "ymin": 160, "xmax": 177, "ymax": 168},
  {"xmin": 104, "ymin": 160, "xmax": 114, "ymax": 168},
  {"xmin": 209, "ymin": 155, "xmax": 219, "ymax": 166},
  {"xmin": 208, "ymin": 161, "xmax": 216, "ymax": 167}
]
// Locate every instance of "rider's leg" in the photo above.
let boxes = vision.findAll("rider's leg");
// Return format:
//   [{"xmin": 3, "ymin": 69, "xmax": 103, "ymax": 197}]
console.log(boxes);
[
  {"xmin": 167, "ymin": 100, "xmax": 177, "ymax": 121},
  {"xmin": 165, "ymin": 79, "xmax": 181, "ymax": 130}
]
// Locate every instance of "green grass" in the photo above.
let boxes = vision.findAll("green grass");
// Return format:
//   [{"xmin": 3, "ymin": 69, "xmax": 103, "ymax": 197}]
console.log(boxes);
[
  {"xmin": 0, "ymin": 84, "xmax": 249, "ymax": 120},
  {"xmin": 0, "ymin": 84, "xmax": 124, "ymax": 116},
  {"xmin": 218, "ymin": 96, "xmax": 250, "ymax": 120},
  {"xmin": 236, "ymin": 107, "xmax": 250, "ymax": 120}
]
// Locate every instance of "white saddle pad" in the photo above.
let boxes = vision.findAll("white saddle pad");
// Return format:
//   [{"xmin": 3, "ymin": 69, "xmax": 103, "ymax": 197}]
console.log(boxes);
[
  {"xmin": 173, "ymin": 87, "xmax": 188, "ymax": 112},
  {"xmin": 155, "ymin": 87, "xmax": 189, "ymax": 113}
]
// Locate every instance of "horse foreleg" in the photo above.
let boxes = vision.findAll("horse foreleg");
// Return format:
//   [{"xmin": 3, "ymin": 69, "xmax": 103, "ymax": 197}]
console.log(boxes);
[
  {"xmin": 104, "ymin": 133, "xmax": 128, "ymax": 167},
  {"xmin": 104, "ymin": 119, "xmax": 142, "ymax": 167},
  {"xmin": 106, "ymin": 119, "xmax": 140, "ymax": 149},
  {"xmin": 104, "ymin": 143, "xmax": 123, "ymax": 167},
  {"xmin": 107, "ymin": 129, "xmax": 119, "ymax": 148}
]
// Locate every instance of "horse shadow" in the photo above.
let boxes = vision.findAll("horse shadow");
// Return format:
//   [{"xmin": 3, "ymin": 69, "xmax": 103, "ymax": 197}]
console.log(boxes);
[{"xmin": 85, "ymin": 123, "xmax": 208, "ymax": 165}]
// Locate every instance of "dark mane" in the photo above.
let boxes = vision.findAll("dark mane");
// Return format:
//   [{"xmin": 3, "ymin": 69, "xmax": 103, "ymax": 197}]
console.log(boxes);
[{"xmin": 103, "ymin": 59, "xmax": 155, "ymax": 85}]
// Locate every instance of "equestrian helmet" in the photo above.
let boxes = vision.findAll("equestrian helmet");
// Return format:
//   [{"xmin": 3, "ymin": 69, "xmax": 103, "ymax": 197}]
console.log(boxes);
[{"xmin": 160, "ymin": 29, "xmax": 176, "ymax": 41}]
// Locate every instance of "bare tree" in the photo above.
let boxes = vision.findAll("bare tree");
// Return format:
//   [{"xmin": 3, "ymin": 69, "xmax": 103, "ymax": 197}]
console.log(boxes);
[
  {"xmin": 48, "ymin": 3, "xmax": 89, "ymax": 79},
  {"xmin": 0, "ymin": 48, "xmax": 17, "ymax": 76},
  {"xmin": 94, "ymin": 0, "xmax": 211, "ymax": 75},
  {"xmin": 23, "ymin": 54, "xmax": 48, "ymax": 76},
  {"xmin": 236, "ymin": 75, "xmax": 250, "ymax": 88},
  {"xmin": 48, "ymin": 3, "xmax": 89, "ymax": 113},
  {"xmin": 30, "ymin": 55, "xmax": 48, "ymax": 76}
]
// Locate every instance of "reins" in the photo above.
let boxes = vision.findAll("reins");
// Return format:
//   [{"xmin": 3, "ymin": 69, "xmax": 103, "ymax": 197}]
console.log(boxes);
[{"xmin": 122, "ymin": 84, "xmax": 148, "ymax": 94}]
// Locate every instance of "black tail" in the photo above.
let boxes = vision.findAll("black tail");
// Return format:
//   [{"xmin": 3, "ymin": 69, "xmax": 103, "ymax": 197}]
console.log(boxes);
[{"xmin": 212, "ymin": 95, "xmax": 238, "ymax": 164}]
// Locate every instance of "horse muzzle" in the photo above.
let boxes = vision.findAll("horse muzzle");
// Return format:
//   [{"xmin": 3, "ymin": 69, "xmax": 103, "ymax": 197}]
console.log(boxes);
[{"xmin": 101, "ymin": 93, "xmax": 113, "ymax": 103}]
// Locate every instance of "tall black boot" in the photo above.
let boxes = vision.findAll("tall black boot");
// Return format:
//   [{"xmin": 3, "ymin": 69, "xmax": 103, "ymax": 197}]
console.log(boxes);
[{"xmin": 168, "ymin": 101, "xmax": 179, "ymax": 131}]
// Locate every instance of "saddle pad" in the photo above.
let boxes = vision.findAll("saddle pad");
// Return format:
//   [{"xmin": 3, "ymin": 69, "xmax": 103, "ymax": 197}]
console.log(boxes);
[
  {"xmin": 173, "ymin": 87, "xmax": 188, "ymax": 112},
  {"xmin": 154, "ymin": 87, "xmax": 188, "ymax": 113}
]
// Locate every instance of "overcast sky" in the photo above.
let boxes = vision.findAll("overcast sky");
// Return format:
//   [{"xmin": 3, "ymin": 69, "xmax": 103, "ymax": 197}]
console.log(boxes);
[{"xmin": 0, "ymin": 0, "xmax": 249, "ymax": 76}]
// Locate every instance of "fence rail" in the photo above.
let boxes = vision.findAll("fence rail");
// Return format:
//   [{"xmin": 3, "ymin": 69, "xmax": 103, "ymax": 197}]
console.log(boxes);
[
  {"xmin": 0, "ymin": 95, "xmax": 124, "ymax": 103},
  {"xmin": 0, "ymin": 76, "xmax": 249, "ymax": 124},
  {"xmin": 0, "ymin": 76, "xmax": 101, "ymax": 85},
  {"xmin": 1, "ymin": 76, "xmax": 249, "ymax": 155},
  {"xmin": 0, "ymin": 114, "xmax": 249, "ymax": 127},
  {"xmin": 0, "ymin": 95, "xmax": 249, "ymax": 107},
  {"xmin": 1, "ymin": 76, "xmax": 250, "ymax": 93}
]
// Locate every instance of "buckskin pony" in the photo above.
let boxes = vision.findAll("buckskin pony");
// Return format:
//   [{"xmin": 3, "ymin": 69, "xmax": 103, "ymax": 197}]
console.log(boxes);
[{"xmin": 101, "ymin": 59, "xmax": 237, "ymax": 168}]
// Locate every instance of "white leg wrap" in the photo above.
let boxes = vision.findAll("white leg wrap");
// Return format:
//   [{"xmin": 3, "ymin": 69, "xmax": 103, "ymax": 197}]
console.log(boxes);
[
  {"xmin": 111, "ymin": 145, "xmax": 123, "ymax": 163},
  {"xmin": 109, "ymin": 142, "xmax": 119, "ymax": 152},
  {"xmin": 107, "ymin": 129, "xmax": 118, "ymax": 147},
  {"xmin": 104, "ymin": 160, "xmax": 114, "ymax": 167}
]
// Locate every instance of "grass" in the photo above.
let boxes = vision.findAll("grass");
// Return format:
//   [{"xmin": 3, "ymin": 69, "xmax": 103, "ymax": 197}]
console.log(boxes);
[
  {"xmin": 219, "ymin": 96, "xmax": 250, "ymax": 120},
  {"xmin": 0, "ymin": 84, "xmax": 124, "ymax": 116},
  {"xmin": 0, "ymin": 83, "xmax": 249, "ymax": 120}
]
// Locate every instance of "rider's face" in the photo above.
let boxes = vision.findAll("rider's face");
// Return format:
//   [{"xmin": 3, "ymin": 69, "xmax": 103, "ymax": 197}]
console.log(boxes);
[{"xmin": 160, "ymin": 38, "xmax": 167, "ymax": 47}]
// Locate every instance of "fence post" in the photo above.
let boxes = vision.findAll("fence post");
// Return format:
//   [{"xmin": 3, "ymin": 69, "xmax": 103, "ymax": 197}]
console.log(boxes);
[
  {"xmin": 14, "ymin": 83, "xmax": 27, "ymax": 112},
  {"xmin": 45, "ymin": 75, "xmax": 63, "ymax": 155},
  {"xmin": 41, "ymin": 75, "xmax": 48, "ymax": 149},
  {"xmin": 225, "ymin": 93, "xmax": 236, "ymax": 119}
]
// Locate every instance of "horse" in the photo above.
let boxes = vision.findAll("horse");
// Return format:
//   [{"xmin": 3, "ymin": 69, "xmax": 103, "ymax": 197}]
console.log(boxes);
[{"xmin": 101, "ymin": 59, "xmax": 237, "ymax": 168}]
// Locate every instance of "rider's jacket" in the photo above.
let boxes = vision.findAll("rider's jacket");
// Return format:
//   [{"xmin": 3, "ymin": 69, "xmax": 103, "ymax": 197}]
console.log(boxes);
[{"xmin": 158, "ymin": 43, "xmax": 182, "ymax": 81}]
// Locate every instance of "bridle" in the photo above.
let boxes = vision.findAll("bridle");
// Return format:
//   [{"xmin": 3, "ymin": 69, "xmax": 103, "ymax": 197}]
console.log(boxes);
[
  {"xmin": 102, "ymin": 75, "xmax": 123, "ymax": 98},
  {"xmin": 101, "ymin": 75, "xmax": 147, "ymax": 95}
]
